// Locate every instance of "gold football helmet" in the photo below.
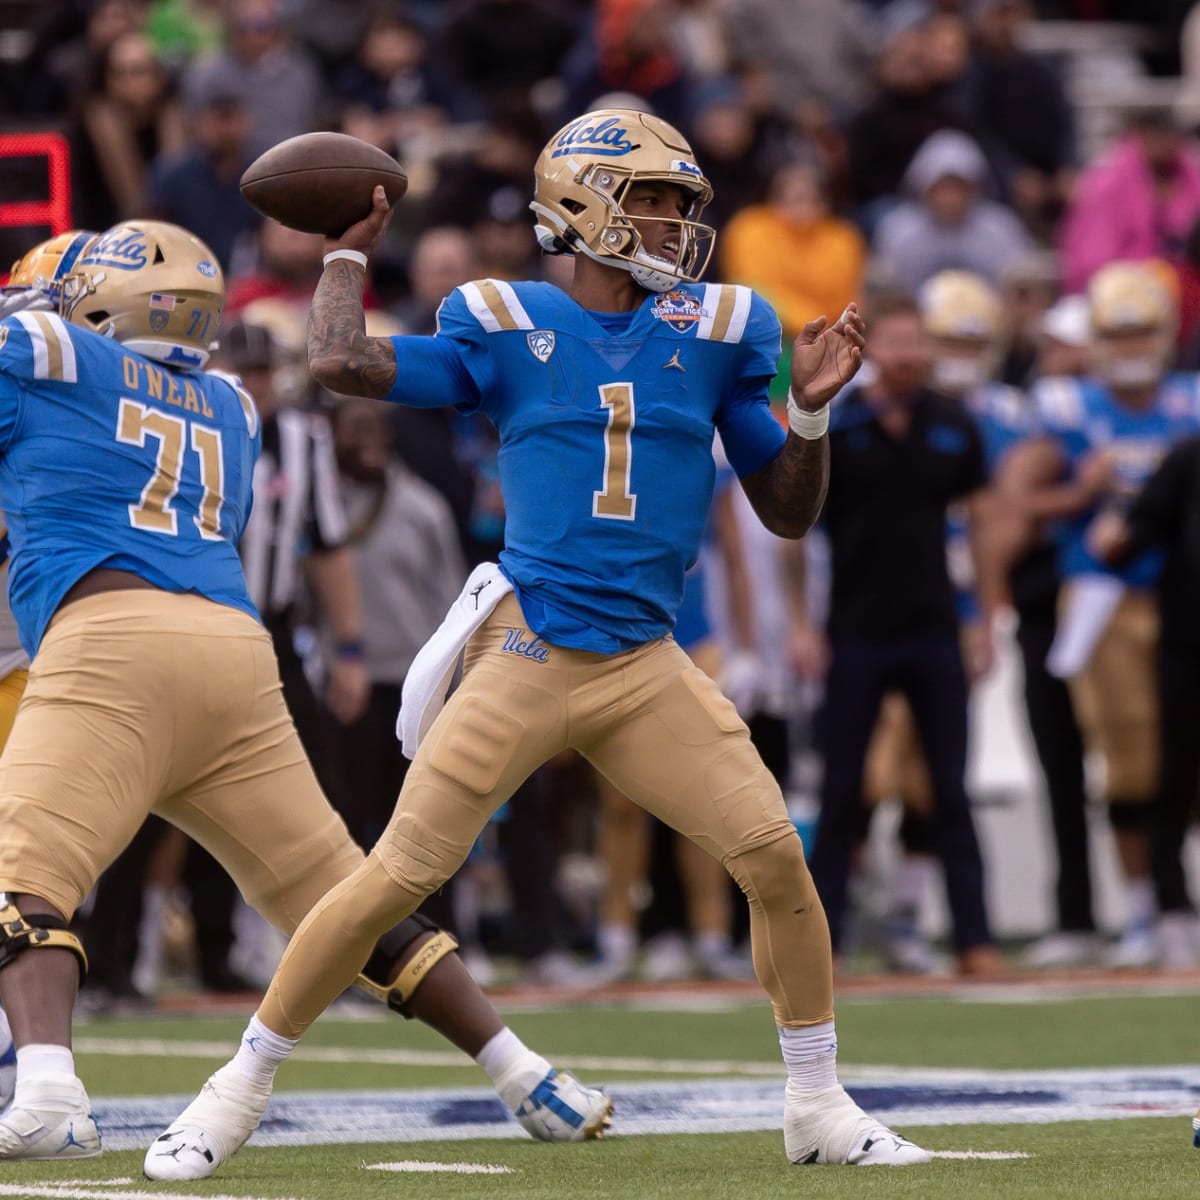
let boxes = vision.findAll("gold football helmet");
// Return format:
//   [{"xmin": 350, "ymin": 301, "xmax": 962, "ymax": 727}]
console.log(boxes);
[
  {"xmin": 531, "ymin": 108, "xmax": 715, "ymax": 292},
  {"xmin": 61, "ymin": 220, "xmax": 224, "ymax": 371},
  {"xmin": 917, "ymin": 269, "xmax": 1004, "ymax": 396},
  {"xmin": 2, "ymin": 230, "xmax": 98, "ymax": 312},
  {"xmin": 1087, "ymin": 260, "xmax": 1177, "ymax": 390}
]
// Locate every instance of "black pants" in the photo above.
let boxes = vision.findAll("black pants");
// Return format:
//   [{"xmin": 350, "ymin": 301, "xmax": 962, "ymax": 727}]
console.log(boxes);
[
  {"xmin": 810, "ymin": 634, "xmax": 991, "ymax": 953},
  {"xmin": 1154, "ymin": 639, "xmax": 1200, "ymax": 913},
  {"xmin": 1014, "ymin": 610, "xmax": 1095, "ymax": 932}
]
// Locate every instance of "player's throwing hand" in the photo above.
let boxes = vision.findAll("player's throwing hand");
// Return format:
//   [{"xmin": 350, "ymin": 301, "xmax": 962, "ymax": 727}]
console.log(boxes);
[
  {"xmin": 326, "ymin": 185, "xmax": 394, "ymax": 260},
  {"xmin": 790, "ymin": 303, "xmax": 867, "ymax": 410}
]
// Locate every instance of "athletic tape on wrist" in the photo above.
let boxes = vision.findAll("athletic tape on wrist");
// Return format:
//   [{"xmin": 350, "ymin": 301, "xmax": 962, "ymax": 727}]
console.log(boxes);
[
  {"xmin": 323, "ymin": 249, "xmax": 369, "ymax": 270},
  {"xmin": 787, "ymin": 390, "xmax": 830, "ymax": 440}
]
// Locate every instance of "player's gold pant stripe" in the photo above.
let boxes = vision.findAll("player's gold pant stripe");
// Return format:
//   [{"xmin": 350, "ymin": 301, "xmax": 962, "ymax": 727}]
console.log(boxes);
[
  {"xmin": 477, "ymin": 280, "xmax": 521, "ymax": 331},
  {"xmin": 709, "ymin": 285, "xmax": 738, "ymax": 343},
  {"xmin": 31, "ymin": 312, "xmax": 65, "ymax": 380},
  {"xmin": 0, "ymin": 667, "xmax": 28, "ymax": 751}
]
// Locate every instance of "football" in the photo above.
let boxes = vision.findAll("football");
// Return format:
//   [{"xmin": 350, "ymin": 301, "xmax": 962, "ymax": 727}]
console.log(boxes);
[{"xmin": 239, "ymin": 132, "xmax": 408, "ymax": 238}]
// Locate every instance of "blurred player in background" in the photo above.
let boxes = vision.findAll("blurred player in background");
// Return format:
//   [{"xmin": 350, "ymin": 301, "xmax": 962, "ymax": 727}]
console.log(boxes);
[
  {"xmin": 1004, "ymin": 261, "xmax": 1200, "ymax": 969},
  {"xmin": 0, "ymin": 219, "xmax": 605, "ymax": 1161},
  {"xmin": 154, "ymin": 108, "xmax": 931, "ymax": 1179}
]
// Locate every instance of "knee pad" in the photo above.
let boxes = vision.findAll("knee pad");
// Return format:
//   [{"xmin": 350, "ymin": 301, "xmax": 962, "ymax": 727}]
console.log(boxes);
[
  {"xmin": 356, "ymin": 913, "xmax": 458, "ymax": 1018},
  {"xmin": 0, "ymin": 894, "xmax": 88, "ymax": 984},
  {"xmin": 1108, "ymin": 799, "xmax": 1152, "ymax": 832}
]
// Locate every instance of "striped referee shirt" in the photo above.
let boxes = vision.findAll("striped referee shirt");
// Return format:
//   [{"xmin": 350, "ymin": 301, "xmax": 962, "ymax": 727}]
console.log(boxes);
[{"xmin": 239, "ymin": 407, "xmax": 349, "ymax": 621}]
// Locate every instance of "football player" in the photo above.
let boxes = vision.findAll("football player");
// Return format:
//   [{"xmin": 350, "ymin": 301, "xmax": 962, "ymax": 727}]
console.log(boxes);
[
  {"xmin": 151, "ymin": 108, "xmax": 931, "ymax": 1178},
  {"xmin": 1002, "ymin": 261, "xmax": 1200, "ymax": 968},
  {"xmin": 0, "ymin": 220, "xmax": 608, "ymax": 1160},
  {"xmin": 0, "ymin": 231, "xmax": 98, "ymax": 1115}
]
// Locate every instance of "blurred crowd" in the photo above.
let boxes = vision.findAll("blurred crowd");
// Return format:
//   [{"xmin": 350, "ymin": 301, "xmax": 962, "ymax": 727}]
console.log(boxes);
[{"xmin": 7, "ymin": 0, "xmax": 1200, "ymax": 996}]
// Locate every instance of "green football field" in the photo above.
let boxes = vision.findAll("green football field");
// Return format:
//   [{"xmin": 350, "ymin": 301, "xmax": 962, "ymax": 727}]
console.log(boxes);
[{"xmin": 2, "ymin": 982, "xmax": 1197, "ymax": 1199}]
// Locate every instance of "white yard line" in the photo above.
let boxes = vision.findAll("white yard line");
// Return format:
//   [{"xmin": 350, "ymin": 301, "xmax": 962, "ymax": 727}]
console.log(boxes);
[
  {"xmin": 365, "ymin": 1161, "xmax": 514, "ymax": 1174},
  {"xmin": 931, "ymin": 1150, "xmax": 1031, "ymax": 1159},
  {"xmin": 0, "ymin": 1187, "xmax": 302, "ymax": 1200},
  {"xmin": 72, "ymin": 1037, "xmax": 786, "ymax": 1077}
]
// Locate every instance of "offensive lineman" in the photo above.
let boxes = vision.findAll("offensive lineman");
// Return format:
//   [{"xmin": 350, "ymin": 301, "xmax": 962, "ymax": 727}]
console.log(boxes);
[
  {"xmin": 0, "ymin": 220, "xmax": 608, "ymax": 1159},
  {"xmin": 151, "ymin": 108, "xmax": 932, "ymax": 1177}
]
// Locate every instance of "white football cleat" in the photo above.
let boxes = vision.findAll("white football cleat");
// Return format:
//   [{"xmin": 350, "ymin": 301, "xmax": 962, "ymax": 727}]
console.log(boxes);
[
  {"xmin": 784, "ymin": 1083, "xmax": 931, "ymax": 1166},
  {"xmin": 0, "ymin": 1007, "xmax": 14, "ymax": 1113},
  {"xmin": 143, "ymin": 1062, "xmax": 270, "ymax": 1180},
  {"xmin": 1021, "ymin": 931, "xmax": 1101, "ymax": 970},
  {"xmin": 504, "ymin": 1068, "xmax": 612, "ymax": 1142},
  {"xmin": 0, "ymin": 1074, "xmax": 100, "ymax": 1160}
]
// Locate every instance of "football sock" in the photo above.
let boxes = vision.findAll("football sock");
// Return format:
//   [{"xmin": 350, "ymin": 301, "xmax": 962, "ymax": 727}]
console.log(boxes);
[
  {"xmin": 15, "ymin": 1043, "xmax": 75, "ymax": 1081},
  {"xmin": 476, "ymin": 1027, "xmax": 553, "ymax": 1108},
  {"xmin": 778, "ymin": 1021, "xmax": 839, "ymax": 1092},
  {"xmin": 231, "ymin": 1015, "xmax": 297, "ymax": 1089},
  {"xmin": 1125, "ymin": 877, "xmax": 1155, "ymax": 931}
]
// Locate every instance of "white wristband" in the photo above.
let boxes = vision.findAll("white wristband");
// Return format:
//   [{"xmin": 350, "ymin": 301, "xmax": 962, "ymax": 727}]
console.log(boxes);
[
  {"xmin": 787, "ymin": 389, "xmax": 830, "ymax": 440},
  {"xmin": 323, "ymin": 249, "xmax": 368, "ymax": 270}
]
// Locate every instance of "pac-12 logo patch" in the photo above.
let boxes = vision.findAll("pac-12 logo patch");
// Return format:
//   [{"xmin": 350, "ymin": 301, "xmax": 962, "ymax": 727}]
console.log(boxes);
[
  {"xmin": 651, "ymin": 290, "xmax": 707, "ymax": 333},
  {"xmin": 527, "ymin": 330, "xmax": 556, "ymax": 363}
]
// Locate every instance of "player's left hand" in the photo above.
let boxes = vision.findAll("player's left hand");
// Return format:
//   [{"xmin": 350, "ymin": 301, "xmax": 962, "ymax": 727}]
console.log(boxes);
[
  {"xmin": 327, "ymin": 657, "xmax": 370, "ymax": 724},
  {"xmin": 790, "ymin": 303, "xmax": 866, "ymax": 409}
]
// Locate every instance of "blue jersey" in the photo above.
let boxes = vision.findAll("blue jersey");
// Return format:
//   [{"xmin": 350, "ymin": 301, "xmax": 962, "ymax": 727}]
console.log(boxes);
[
  {"xmin": 965, "ymin": 381, "xmax": 1037, "ymax": 474},
  {"xmin": 0, "ymin": 310, "xmax": 262, "ymax": 654},
  {"xmin": 1035, "ymin": 372, "xmax": 1200, "ymax": 587},
  {"xmin": 384, "ymin": 279, "xmax": 786, "ymax": 652}
]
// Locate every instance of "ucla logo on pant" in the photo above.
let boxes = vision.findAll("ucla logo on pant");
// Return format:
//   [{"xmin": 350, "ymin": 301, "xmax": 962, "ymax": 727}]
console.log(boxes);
[
  {"xmin": 502, "ymin": 628, "xmax": 550, "ymax": 663},
  {"xmin": 527, "ymin": 330, "xmax": 555, "ymax": 363}
]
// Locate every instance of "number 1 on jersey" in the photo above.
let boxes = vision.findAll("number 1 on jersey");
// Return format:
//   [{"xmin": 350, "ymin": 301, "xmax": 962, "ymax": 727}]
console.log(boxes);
[
  {"xmin": 593, "ymin": 382, "xmax": 637, "ymax": 521},
  {"xmin": 117, "ymin": 399, "xmax": 225, "ymax": 539}
]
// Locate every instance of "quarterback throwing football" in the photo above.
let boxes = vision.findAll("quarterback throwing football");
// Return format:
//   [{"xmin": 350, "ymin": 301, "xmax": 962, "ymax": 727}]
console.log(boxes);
[{"xmin": 154, "ymin": 108, "xmax": 932, "ymax": 1175}]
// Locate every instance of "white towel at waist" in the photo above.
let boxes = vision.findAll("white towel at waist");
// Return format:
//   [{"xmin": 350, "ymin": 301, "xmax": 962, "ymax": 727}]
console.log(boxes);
[
  {"xmin": 397, "ymin": 562, "xmax": 513, "ymax": 758},
  {"xmin": 1046, "ymin": 573, "xmax": 1127, "ymax": 679}
]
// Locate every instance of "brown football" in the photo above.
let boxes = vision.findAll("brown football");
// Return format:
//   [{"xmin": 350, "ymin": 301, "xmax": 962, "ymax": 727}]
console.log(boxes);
[{"xmin": 239, "ymin": 132, "xmax": 408, "ymax": 238}]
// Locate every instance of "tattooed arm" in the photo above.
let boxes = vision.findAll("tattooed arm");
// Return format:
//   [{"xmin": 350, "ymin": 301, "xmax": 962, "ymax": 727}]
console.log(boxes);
[
  {"xmin": 739, "ymin": 304, "xmax": 865, "ymax": 539},
  {"xmin": 739, "ymin": 435, "xmax": 829, "ymax": 539},
  {"xmin": 307, "ymin": 185, "xmax": 398, "ymax": 398}
]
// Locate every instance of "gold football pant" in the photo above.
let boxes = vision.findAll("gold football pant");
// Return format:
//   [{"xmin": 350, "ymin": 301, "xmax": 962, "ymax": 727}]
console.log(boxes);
[
  {"xmin": 1065, "ymin": 589, "xmax": 1159, "ymax": 803},
  {"xmin": 0, "ymin": 592, "xmax": 364, "ymax": 932},
  {"xmin": 0, "ymin": 666, "xmax": 27, "ymax": 752},
  {"xmin": 259, "ymin": 594, "xmax": 833, "ymax": 1036}
]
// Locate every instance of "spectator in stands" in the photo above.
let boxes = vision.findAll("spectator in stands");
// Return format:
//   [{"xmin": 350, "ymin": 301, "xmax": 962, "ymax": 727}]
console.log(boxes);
[
  {"xmin": 182, "ymin": 0, "xmax": 324, "ymax": 156},
  {"xmin": 435, "ymin": 0, "xmax": 579, "ymax": 122},
  {"xmin": 873, "ymin": 128, "xmax": 1035, "ymax": 293},
  {"xmin": 144, "ymin": 0, "xmax": 225, "ymax": 66},
  {"xmin": 144, "ymin": 68, "xmax": 260, "ymax": 271},
  {"xmin": 332, "ymin": 8, "xmax": 450, "ymax": 157},
  {"xmin": 225, "ymin": 220, "xmax": 326, "ymax": 315},
  {"xmin": 964, "ymin": 0, "xmax": 1075, "ymax": 234},
  {"xmin": 562, "ymin": 0, "xmax": 693, "ymax": 131},
  {"xmin": 721, "ymin": 159, "xmax": 866, "ymax": 340},
  {"xmin": 723, "ymin": 0, "xmax": 879, "ymax": 121},
  {"xmin": 688, "ymin": 82, "xmax": 774, "ymax": 235},
  {"xmin": 71, "ymin": 30, "xmax": 185, "ymax": 230},
  {"xmin": 843, "ymin": 5, "xmax": 971, "ymax": 226},
  {"xmin": 19, "ymin": 0, "xmax": 149, "ymax": 117},
  {"xmin": 1061, "ymin": 108, "xmax": 1200, "ymax": 295},
  {"xmin": 390, "ymin": 226, "xmax": 477, "ymax": 335}
]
